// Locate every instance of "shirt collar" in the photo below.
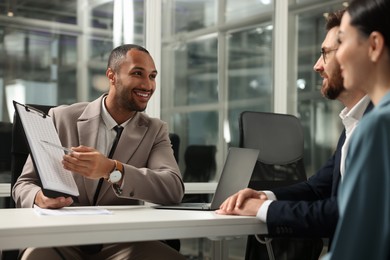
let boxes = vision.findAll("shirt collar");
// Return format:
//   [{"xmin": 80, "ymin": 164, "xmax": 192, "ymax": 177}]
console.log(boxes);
[
  {"xmin": 339, "ymin": 95, "xmax": 371, "ymax": 132},
  {"xmin": 101, "ymin": 96, "xmax": 132, "ymax": 130}
]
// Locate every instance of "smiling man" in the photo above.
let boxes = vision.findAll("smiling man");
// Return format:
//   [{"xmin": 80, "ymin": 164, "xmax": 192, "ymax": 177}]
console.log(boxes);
[{"xmin": 13, "ymin": 44, "xmax": 185, "ymax": 260}]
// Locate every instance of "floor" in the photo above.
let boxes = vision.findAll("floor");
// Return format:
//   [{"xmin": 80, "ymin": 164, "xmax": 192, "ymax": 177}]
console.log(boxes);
[
  {"xmin": 181, "ymin": 237, "xmax": 328, "ymax": 260},
  {"xmin": 181, "ymin": 237, "xmax": 247, "ymax": 260}
]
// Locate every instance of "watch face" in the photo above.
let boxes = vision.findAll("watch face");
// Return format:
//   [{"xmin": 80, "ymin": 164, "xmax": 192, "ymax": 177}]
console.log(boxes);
[{"xmin": 109, "ymin": 170, "xmax": 122, "ymax": 183}]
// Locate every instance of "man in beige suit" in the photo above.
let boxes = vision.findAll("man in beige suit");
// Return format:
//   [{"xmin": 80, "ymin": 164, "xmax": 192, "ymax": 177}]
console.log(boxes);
[{"xmin": 12, "ymin": 44, "xmax": 185, "ymax": 260}]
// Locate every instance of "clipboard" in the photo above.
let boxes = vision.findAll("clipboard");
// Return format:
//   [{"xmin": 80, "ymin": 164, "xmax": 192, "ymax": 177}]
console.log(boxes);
[{"xmin": 13, "ymin": 101, "xmax": 79, "ymax": 198}]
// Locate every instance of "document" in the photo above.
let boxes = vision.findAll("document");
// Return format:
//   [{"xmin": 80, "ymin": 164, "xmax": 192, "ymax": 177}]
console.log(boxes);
[
  {"xmin": 13, "ymin": 101, "xmax": 79, "ymax": 198},
  {"xmin": 34, "ymin": 205, "xmax": 112, "ymax": 216}
]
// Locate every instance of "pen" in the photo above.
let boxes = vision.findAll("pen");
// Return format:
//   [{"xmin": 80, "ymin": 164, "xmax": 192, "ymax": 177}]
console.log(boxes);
[{"xmin": 41, "ymin": 140, "xmax": 73, "ymax": 154}]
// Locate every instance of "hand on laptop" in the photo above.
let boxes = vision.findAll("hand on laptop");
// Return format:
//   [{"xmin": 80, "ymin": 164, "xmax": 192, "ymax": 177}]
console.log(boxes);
[{"xmin": 216, "ymin": 188, "xmax": 265, "ymax": 216}]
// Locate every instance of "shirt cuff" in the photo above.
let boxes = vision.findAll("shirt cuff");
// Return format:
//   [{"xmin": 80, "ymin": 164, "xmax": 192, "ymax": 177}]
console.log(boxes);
[
  {"xmin": 262, "ymin": 190, "xmax": 277, "ymax": 200},
  {"xmin": 256, "ymin": 200, "xmax": 273, "ymax": 222}
]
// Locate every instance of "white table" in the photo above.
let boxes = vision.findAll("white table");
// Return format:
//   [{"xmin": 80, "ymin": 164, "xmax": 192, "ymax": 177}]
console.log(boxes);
[
  {"xmin": 0, "ymin": 206, "xmax": 266, "ymax": 259},
  {"xmin": 0, "ymin": 183, "xmax": 217, "ymax": 198}
]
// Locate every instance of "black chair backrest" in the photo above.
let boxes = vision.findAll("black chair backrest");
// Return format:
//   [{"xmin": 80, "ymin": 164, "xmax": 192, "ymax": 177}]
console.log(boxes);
[
  {"xmin": 169, "ymin": 133, "xmax": 180, "ymax": 163},
  {"xmin": 183, "ymin": 145, "xmax": 216, "ymax": 182},
  {"xmin": 9, "ymin": 104, "xmax": 54, "ymax": 208},
  {"xmin": 0, "ymin": 122, "xmax": 12, "ymax": 174},
  {"xmin": 239, "ymin": 111, "xmax": 306, "ymax": 190}
]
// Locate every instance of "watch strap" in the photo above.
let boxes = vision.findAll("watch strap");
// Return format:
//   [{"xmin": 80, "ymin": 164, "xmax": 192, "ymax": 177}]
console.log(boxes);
[
  {"xmin": 114, "ymin": 160, "xmax": 123, "ymax": 173},
  {"xmin": 109, "ymin": 160, "xmax": 124, "ymax": 195}
]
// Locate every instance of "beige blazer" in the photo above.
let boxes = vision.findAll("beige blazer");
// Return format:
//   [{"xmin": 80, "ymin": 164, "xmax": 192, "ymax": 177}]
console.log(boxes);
[{"xmin": 12, "ymin": 94, "xmax": 184, "ymax": 208}]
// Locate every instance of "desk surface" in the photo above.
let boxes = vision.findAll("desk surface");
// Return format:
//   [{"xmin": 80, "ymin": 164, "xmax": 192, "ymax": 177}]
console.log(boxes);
[
  {"xmin": 0, "ymin": 183, "xmax": 217, "ymax": 197},
  {"xmin": 0, "ymin": 206, "xmax": 267, "ymax": 250}
]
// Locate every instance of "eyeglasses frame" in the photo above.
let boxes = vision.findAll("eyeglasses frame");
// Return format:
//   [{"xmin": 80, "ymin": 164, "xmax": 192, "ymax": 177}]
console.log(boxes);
[{"xmin": 321, "ymin": 48, "xmax": 338, "ymax": 64}]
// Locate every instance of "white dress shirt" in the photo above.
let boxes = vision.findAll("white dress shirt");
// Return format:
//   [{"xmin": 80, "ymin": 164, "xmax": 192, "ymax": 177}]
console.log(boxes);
[{"xmin": 339, "ymin": 95, "xmax": 371, "ymax": 178}]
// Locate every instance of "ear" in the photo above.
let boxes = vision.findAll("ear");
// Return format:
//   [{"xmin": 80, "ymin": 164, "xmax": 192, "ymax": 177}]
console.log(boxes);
[
  {"xmin": 368, "ymin": 31, "xmax": 385, "ymax": 62},
  {"xmin": 106, "ymin": 68, "xmax": 116, "ymax": 84}
]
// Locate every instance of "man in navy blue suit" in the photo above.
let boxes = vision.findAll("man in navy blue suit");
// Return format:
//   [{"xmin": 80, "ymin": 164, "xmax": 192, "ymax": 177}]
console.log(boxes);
[{"xmin": 217, "ymin": 9, "xmax": 372, "ymax": 249}]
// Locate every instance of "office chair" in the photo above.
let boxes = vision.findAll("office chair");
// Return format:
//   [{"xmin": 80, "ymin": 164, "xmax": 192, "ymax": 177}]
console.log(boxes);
[
  {"xmin": 0, "ymin": 122, "xmax": 12, "ymax": 210},
  {"xmin": 182, "ymin": 145, "xmax": 216, "ymax": 183},
  {"xmin": 164, "ymin": 133, "xmax": 181, "ymax": 252},
  {"xmin": 0, "ymin": 122, "xmax": 12, "ymax": 171},
  {"xmin": 0, "ymin": 122, "xmax": 12, "ymax": 183},
  {"xmin": 181, "ymin": 144, "xmax": 216, "ymax": 203},
  {"xmin": 169, "ymin": 133, "xmax": 180, "ymax": 163},
  {"xmin": 239, "ymin": 111, "xmax": 323, "ymax": 260},
  {"xmin": 180, "ymin": 145, "xmax": 216, "ymax": 259}
]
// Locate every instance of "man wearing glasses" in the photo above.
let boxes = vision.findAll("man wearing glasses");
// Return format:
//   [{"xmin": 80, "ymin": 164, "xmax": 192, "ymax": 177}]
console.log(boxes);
[{"xmin": 217, "ymin": 9, "xmax": 372, "ymax": 259}]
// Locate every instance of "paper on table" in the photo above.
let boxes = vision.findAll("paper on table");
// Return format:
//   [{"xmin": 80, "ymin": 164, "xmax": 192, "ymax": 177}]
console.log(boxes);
[{"xmin": 33, "ymin": 205, "xmax": 112, "ymax": 216}]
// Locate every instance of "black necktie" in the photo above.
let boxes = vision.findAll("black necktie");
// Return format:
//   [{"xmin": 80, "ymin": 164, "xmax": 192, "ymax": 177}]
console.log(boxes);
[
  {"xmin": 93, "ymin": 125, "xmax": 123, "ymax": 206},
  {"xmin": 107, "ymin": 125, "xmax": 124, "ymax": 159},
  {"xmin": 81, "ymin": 126, "xmax": 124, "ymax": 255}
]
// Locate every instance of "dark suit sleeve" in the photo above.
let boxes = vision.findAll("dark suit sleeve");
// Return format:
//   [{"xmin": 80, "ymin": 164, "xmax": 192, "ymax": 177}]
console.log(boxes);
[
  {"xmin": 266, "ymin": 156, "xmax": 338, "ymax": 238},
  {"xmin": 272, "ymin": 154, "xmax": 335, "ymax": 201},
  {"xmin": 265, "ymin": 156, "xmax": 339, "ymax": 237},
  {"xmin": 266, "ymin": 196, "xmax": 338, "ymax": 238},
  {"xmin": 264, "ymin": 131, "xmax": 345, "ymax": 238}
]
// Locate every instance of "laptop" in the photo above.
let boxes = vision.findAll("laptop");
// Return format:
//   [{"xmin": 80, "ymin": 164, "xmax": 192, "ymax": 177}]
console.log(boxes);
[{"xmin": 155, "ymin": 147, "xmax": 259, "ymax": 211}]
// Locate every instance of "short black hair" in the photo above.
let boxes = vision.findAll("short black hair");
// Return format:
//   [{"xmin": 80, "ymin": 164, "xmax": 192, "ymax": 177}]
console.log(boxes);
[{"xmin": 107, "ymin": 44, "xmax": 150, "ymax": 72}]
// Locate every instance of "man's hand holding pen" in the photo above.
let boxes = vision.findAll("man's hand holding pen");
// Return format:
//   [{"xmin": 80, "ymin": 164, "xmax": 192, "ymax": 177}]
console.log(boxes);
[{"xmin": 62, "ymin": 146, "xmax": 115, "ymax": 180}]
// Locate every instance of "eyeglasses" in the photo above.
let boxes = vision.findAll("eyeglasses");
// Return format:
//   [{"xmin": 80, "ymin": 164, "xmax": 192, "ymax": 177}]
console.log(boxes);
[{"xmin": 321, "ymin": 48, "xmax": 338, "ymax": 64}]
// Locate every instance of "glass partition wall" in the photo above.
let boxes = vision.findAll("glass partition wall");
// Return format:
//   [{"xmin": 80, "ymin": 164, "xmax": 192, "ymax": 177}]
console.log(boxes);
[
  {"xmin": 161, "ymin": 0, "xmax": 274, "ymax": 177},
  {"xmin": 160, "ymin": 0, "xmax": 346, "ymax": 181},
  {"xmin": 0, "ymin": 0, "xmax": 144, "ymax": 122}
]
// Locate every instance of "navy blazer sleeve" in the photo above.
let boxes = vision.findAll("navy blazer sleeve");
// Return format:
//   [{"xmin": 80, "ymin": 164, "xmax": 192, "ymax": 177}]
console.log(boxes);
[{"xmin": 265, "ymin": 131, "xmax": 345, "ymax": 238}]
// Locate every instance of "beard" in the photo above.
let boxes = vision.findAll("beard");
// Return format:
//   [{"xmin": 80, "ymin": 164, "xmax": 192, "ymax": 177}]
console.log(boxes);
[
  {"xmin": 124, "ymin": 97, "xmax": 147, "ymax": 112},
  {"xmin": 115, "ymin": 81, "xmax": 149, "ymax": 112},
  {"xmin": 321, "ymin": 67, "xmax": 345, "ymax": 100}
]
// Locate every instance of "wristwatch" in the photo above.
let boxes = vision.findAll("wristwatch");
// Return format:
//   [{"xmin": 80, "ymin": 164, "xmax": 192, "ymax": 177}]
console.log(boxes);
[{"xmin": 108, "ymin": 160, "xmax": 123, "ymax": 184}]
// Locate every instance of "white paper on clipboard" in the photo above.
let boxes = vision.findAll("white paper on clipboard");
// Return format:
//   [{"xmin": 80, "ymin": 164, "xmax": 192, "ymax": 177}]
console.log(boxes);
[{"xmin": 13, "ymin": 101, "xmax": 79, "ymax": 198}]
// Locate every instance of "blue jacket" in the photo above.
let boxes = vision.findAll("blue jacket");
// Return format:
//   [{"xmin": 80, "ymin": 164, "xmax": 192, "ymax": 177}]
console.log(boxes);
[{"xmin": 325, "ymin": 93, "xmax": 390, "ymax": 260}]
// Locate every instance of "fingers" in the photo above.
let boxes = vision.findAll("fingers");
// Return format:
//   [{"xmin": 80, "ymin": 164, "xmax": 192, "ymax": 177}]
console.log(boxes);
[
  {"xmin": 218, "ymin": 188, "xmax": 255, "ymax": 212},
  {"xmin": 235, "ymin": 188, "xmax": 259, "ymax": 208},
  {"xmin": 70, "ymin": 145, "xmax": 94, "ymax": 153},
  {"xmin": 259, "ymin": 191, "xmax": 268, "ymax": 200},
  {"xmin": 62, "ymin": 146, "xmax": 113, "ymax": 179},
  {"xmin": 62, "ymin": 152, "xmax": 91, "ymax": 175},
  {"xmin": 34, "ymin": 190, "xmax": 73, "ymax": 209},
  {"xmin": 217, "ymin": 188, "xmax": 266, "ymax": 216},
  {"xmin": 216, "ymin": 198, "xmax": 263, "ymax": 216}
]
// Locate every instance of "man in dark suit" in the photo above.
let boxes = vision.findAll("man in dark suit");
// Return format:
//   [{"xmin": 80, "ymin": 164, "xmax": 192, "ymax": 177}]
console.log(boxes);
[
  {"xmin": 13, "ymin": 44, "xmax": 185, "ymax": 260},
  {"xmin": 216, "ymin": 9, "xmax": 372, "ymax": 254}
]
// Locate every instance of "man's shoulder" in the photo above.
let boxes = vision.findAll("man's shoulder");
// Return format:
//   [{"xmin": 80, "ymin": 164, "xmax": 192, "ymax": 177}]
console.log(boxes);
[
  {"xmin": 135, "ymin": 112, "xmax": 166, "ymax": 128},
  {"xmin": 51, "ymin": 102, "xmax": 90, "ymax": 118}
]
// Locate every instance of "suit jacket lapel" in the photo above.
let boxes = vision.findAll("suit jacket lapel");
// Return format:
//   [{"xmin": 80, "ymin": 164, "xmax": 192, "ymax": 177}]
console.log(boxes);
[
  {"xmin": 76, "ymin": 97, "xmax": 103, "ymax": 204},
  {"xmin": 332, "ymin": 130, "xmax": 345, "ymax": 196},
  {"xmin": 112, "ymin": 112, "xmax": 148, "ymax": 162}
]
